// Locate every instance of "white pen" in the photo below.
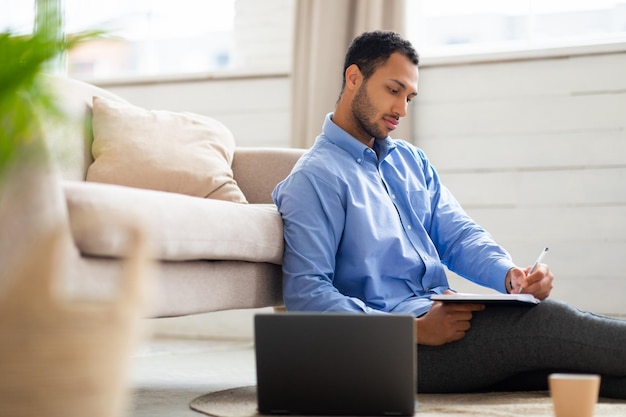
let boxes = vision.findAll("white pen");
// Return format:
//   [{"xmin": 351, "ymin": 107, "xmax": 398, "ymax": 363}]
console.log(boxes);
[{"xmin": 518, "ymin": 247, "xmax": 549, "ymax": 294}]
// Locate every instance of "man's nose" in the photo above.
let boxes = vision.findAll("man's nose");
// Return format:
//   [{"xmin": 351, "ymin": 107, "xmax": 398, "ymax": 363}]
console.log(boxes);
[{"xmin": 393, "ymin": 97, "xmax": 408, "ymax": 118}]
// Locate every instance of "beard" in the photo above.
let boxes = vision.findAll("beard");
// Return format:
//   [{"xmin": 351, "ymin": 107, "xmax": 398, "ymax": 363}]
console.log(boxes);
[{"xmin": 351, "ymin": 83, "xmax": 389, "ymax": 140}]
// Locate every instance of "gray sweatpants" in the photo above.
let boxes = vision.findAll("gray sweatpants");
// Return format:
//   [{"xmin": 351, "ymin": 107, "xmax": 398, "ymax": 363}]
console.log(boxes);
[{"xmin": 417, "ymin": 299, "xmax": 626, "ymax": 399}]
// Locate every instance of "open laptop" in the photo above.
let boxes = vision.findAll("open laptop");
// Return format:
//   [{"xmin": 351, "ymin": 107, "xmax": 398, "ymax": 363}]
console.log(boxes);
[{"xmin": 254, "ymin": 313, "xmax": 416, "ymax": 416}]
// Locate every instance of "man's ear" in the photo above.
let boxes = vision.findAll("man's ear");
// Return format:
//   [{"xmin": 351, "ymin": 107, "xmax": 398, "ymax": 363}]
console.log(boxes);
[{"xmin": 344, "ymin": 64, "xmax": 362, "ymax": 91}]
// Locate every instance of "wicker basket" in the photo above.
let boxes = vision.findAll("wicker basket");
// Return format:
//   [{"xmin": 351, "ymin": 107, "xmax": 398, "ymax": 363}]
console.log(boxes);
[{"xmin": 0, "ymin": 222, "xmax": 152, "ymax": 417}]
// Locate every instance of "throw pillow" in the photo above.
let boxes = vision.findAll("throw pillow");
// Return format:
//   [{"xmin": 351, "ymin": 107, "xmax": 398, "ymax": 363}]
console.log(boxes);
[{"xmin": 86, "ymin": 96, "xmax": 247, "ymax": 203}]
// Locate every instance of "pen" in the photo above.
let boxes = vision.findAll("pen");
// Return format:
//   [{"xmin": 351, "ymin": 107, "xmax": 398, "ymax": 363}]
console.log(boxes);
[{"xmin": 518, "ymin": 247, "xmax": 549, "ymax": 294}]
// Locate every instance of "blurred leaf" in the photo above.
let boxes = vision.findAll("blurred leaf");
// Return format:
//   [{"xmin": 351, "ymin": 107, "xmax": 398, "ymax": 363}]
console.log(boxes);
[{"xmin": 0, "ymin": 5, "xmax": 103, "ymax": 178}]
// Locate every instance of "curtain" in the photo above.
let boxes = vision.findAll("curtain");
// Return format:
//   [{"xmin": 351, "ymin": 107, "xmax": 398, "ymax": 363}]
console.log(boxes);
[{"xmin": 290, "ymin": 0, "xmax": 409, "ymax": 148}]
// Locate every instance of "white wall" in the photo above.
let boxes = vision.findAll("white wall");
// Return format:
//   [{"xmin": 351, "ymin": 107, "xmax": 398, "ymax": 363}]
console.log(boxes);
[
  {"xmin": 104, "ymin": 75, "xmax": 291, "ymax": 148},
  {"xmin": 101, "ymin": 47, "xmax": 625, "ymax": 320},
  {"xmin": 415, "ymin": 49, "xmax": 626, "ymax": 315}
]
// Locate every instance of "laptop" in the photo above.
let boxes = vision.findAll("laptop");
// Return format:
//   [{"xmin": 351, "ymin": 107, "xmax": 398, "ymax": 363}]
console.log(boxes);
[{"xmin": 254, "ymin": 313, "xmax": 416, "ymax": 416}]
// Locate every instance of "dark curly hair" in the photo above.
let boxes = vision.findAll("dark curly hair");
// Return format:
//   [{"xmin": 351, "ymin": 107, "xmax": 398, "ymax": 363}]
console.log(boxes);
[{"xmin": 340, "ymin": 31, "xmax": 419, "ymax": 96}]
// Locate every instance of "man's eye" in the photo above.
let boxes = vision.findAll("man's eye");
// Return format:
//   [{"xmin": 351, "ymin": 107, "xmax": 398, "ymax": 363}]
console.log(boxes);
[{"xmin": 389, "ymin": 88, "xmax": 398, "ymax": 94}]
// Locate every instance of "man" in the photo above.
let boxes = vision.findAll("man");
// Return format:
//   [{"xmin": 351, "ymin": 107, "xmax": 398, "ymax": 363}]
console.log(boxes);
[{"xmin": 272, "ymin": 31, "xmax": 626, "ymax": 398}]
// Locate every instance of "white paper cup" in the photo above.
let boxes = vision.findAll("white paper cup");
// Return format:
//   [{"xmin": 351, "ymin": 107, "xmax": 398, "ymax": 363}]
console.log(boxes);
[{"xmin": 549, "ymin": 373, "xmax": 601, "ymax": 417}]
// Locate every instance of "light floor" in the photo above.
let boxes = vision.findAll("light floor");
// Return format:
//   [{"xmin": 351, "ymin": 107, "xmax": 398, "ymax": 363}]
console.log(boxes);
[
  {"xmin": 127, "ymin": 308, "xmax": 626, "ymax": 417},
  {"xmin": 128, "ymin": 310, "xmax": 263, "ymax": 417}
]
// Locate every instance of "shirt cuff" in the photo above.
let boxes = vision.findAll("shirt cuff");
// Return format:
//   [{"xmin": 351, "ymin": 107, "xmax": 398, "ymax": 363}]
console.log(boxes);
[{"xmin": 488, "ymin": 257, "xmax": 517, "ymax": 294}]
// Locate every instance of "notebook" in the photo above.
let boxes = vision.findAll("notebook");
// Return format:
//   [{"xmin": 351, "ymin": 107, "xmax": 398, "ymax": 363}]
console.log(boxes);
[{"xmin": 254, "ymin": 313, "xmax": 416, "ymax": 416}]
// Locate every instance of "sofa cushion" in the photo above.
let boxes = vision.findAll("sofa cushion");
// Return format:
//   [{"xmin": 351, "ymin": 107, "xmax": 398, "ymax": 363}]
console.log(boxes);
[
  {"xmin": 86, "ymin": 96, "xmax": 247, "ymax": 203},
  {"xmin": 63, "ymin": 181, "xmax": 283, "ymax": 264}
]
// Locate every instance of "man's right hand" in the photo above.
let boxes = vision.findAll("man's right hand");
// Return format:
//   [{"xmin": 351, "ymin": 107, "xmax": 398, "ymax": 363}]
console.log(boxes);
[{"xmin": 415, "ymin": 297, "xmax": 485, "ymax": 346}]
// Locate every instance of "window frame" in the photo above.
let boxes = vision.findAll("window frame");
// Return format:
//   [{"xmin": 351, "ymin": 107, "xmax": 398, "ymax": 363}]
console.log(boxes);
[
  {"xmin": 417, "ymin": 39, "xmax": 626, "ymax": 67},
  {"xmin": 406, "ymin": 0, "xmax": 626, "ymax": 67}
]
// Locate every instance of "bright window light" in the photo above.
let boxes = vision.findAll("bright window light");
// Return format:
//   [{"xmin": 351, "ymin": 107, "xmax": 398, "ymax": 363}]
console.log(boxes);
[
  {"xmin": 407, "ymin": 0, "xmax": 626, "ymax": 57},
  {"xmin": 0, "ymin": 1, "xmax": 35, "ymax": 34},
  {"xmin": 64, "ymin": 0, "xmax": 236, "ymax": 79}
]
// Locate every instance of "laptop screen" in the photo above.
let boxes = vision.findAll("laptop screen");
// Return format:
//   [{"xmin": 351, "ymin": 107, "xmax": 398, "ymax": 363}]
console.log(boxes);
[{"xmin": 254, "ymin": 313, "xmax": 416, "ymax": 416}]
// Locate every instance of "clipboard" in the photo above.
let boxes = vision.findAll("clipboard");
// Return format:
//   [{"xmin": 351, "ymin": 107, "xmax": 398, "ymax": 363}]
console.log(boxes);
[{"xmin": 430, "ymin": 293, "xmax": 540, "ymax": 306}]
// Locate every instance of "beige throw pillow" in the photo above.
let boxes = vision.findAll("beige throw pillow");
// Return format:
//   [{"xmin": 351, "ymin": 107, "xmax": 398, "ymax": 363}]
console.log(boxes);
[{"xmin": 86, "ymin": 96, "xmax": 247, "ymax": 203}]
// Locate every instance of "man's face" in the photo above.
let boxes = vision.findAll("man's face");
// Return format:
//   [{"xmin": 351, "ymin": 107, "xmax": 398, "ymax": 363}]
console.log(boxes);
[{"xmin": 350, "ymin": 52, "xmax": 418, "ymax": 141}]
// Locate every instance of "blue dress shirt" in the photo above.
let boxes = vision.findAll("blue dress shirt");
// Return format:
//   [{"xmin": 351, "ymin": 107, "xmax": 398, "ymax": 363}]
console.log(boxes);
[{"xmin": 272, "ymin": 113, "xmax": 515, "ymax": 317}]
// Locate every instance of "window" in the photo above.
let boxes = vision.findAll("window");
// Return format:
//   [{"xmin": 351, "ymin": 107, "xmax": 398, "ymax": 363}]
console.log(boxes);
[
  {"xmin": 1, "ymin": 0, "xmax": 294, "ymax": 81},
  {"xmin": 407, "ymin": 0, "xmax": 626, "ymax": 57},
  {"xmin": 65, "ymin": 0, "xmax": 236, "ymax": 80},
  {"xmin": 0, "ymin": 1, "xmax": 35, "ymax": 34}
]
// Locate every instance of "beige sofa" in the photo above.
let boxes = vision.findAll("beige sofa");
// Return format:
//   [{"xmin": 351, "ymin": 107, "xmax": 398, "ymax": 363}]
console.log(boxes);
[{"xmin": 45, "ymin": 76, "xmax": 304, "ymax": 318}]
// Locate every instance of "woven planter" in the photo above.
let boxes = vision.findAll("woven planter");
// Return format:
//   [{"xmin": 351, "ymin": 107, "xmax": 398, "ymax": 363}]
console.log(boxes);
[{"xmin": 0, "ymin": 221, "xmax": 152, "ymax": 417}]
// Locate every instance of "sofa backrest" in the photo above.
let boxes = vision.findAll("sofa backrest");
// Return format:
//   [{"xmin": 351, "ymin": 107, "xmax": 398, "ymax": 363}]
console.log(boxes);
[
  {"xmin": 44, "ymin": 76, "xmax": 306, "ymax": 204},
  {"xmin": 232, "ymin": 147, "xmax": 306, "ymax": 204}
]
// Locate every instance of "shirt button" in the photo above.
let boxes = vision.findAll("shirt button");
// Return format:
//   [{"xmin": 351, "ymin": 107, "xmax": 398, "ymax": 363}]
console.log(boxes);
[
  {"xmin": 356, "ymin": 158, "xmax": 362, "ymax": 163},
  {"xmin": 407, "ymin": 225, "xmax": 412, "ymax": 230},
  {"xmin": 391, "ymin": 194, "xmax": 396, "ymax": 199}
]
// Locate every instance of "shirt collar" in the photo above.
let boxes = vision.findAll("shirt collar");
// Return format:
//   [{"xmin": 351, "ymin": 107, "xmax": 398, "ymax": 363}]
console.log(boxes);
[{"xmin": 322, "ymin": 113, "xmax": 397, "ymax": 162}]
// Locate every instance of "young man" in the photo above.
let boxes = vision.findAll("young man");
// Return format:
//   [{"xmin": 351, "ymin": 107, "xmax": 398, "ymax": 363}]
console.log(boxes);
[{"xmin": 272, "ymin": 31, "xmax": 626, "ymax": 398}]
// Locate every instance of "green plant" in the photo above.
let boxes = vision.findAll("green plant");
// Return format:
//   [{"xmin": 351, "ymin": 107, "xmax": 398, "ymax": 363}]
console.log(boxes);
[{"xmin": 0, "ymin": 2, "xmax": 101, "ymax": 178}]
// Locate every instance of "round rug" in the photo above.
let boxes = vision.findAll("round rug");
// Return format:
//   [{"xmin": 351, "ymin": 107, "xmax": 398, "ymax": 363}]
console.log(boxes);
[
  {"xmin": 190, "ymin": 386, "xmax": 258, "ymax": 417},
  {"xmin": 190, "ymin": 386, "xmax": 626, "ymax": 417}
]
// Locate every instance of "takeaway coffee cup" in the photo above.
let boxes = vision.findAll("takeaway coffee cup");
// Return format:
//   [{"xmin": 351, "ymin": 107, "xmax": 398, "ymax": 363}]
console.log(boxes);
[{"xmin": 549, "ymin": 373, "xmax": 601, "ymax": 417}]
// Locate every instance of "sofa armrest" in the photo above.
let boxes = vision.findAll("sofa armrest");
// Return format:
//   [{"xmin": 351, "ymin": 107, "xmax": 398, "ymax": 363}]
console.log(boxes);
[{"xmin": 232, "ymin": 147, "xmax": 306, "ymax": 204}]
